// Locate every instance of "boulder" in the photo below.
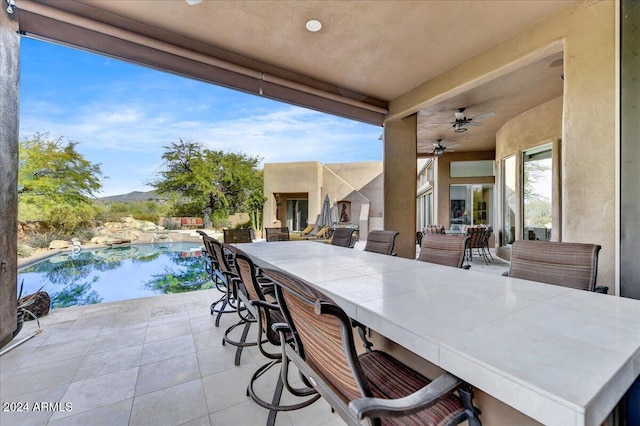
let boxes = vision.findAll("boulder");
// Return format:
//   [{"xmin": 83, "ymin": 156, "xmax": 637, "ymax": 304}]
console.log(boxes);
[{"xmin": 49, "ymin": 240, "xmax": 70, "ymax": 249}]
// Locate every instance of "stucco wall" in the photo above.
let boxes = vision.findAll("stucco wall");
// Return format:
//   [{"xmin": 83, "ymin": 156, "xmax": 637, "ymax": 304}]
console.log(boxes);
[
  {"xmin": 386, "ymin": 0, "xmax": 615, "ymax": 289},
  {"xmin": 263, "ymin": 161, "xmax": 383, "ymax": 233},
  {"xmin": 263, "ymin": 162, "xmax": 322, "ymax": 228},
  {"xmin": 495, "ymin": 97, "xmax": 563, "ymax": 256}
]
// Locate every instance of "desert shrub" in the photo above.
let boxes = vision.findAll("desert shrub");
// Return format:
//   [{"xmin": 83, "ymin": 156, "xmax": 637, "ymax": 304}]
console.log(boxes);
[
  {"xmin": 161, "ymin": 218, "xmax": 181, "ymax": 230},
  {"xmin": 235, "ymin": 219, "xmax": 253, "ymax": 229},
  {"xmin": 28, "ymin": 230, "xmax": 67, "ymax": 248},
  {"xmin": 45, "ymin": 204, "xmax": 95, "ymax": 234},
  {"xmin": 135, "ymin": 212, "xmax": 160, "ymax": 223},
  {"xmin": 71, "ymin": 227, "xmax": 96, "ymax": 243}
]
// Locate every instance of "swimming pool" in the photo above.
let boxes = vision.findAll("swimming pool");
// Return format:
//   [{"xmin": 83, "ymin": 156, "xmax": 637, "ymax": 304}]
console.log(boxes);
[{"xmin": 18, "ymin": 242, "xmax": 212, "ymax": 309}]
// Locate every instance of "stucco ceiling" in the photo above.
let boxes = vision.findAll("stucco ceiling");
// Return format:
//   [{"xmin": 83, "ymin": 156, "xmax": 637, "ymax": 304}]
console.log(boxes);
[{"xmin": 18, "ymin": 0, "xmax": 574, "ymax": 153}]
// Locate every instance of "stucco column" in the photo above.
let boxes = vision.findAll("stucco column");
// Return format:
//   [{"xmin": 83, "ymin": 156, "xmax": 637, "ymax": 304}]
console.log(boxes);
[
  {"xmin": 0, "ymin": 9, "xmax": 20, "ymax": 347},
  {"xmin": 383, "ymin": 115, "xmax": 417, "ymax": 259},
  {"xmin": 621, "ymin": 0, "xmax": 640, "ymax": 299}
]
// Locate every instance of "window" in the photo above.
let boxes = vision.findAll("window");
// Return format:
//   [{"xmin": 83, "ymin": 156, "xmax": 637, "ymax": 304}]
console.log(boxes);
[
  {"xmin": 522, "ymin": 144, "xmax": 552, "ymax": 241},
  {"xmin": 502, "ymin": 155, "xmax": 516, "ymax": 245},
  {"xmin": 450, "ymin": 160, "xmax": 495, "ymax": 178},
  {"xmin": 450, "ymin": 184, "xmax": 493, "ymax": 227},
  {"xmin": 417, "ymin": 191, "xmax": 433, "ymax": 230}
]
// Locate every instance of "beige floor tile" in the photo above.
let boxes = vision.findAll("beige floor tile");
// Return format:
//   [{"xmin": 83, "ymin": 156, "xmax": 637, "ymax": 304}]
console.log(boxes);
[
  {"xmin": 181, "ymin": 415, "xmax": 211, "ymax": 426},
  {"xmin": 0, "ymin": 383, "xmax": 67, "ymax": 426},
  {"xmin": 209, "ymin": 398, "xmax": 293, "ymax": 426},
  {"xmin": 195, "ymin": 344, "xmax": 243, "ymax": 378},
  {"xmin": 202, "ymin": 362, "xmax": 259, "ymax": 413},
  {"xmin": 140, "ymin": 334, "xmax": 195, "ymax": 365},
  {"xmin": 145, "ymin": 319, "xmax": 192, "ymax": 343},
  {"xmin": 73, "ymin": 345, "xmax": 143, "ymax": 381},
  {"xmin": 87, "ymin": 327, "xmax": 146, "ymax": 355},
  {"xmin": 19, "ymin": 338, "xmax": 95, "ymax": 369},
  {"xmin": 47, "ymin": 398, "xmax": 133, "ymax": 426},
  {"xmin": 135, "ymin": 352, "xmax": 200, "ymax": 396},
  {"xmin": 49, "ymin": 367, "xmax": 138, "ymax": 421},
  {"xmin": 130, "ymin": 378, "xmax": 208, "ymax": 426},
  {"xmin": 1, "ymin": 357, "xmax": 83, "ymax": 399}
]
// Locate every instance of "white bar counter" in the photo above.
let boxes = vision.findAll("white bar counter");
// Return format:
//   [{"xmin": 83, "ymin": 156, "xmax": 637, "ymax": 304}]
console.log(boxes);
[{"xmin": 238, "ymin": 241, "xmax": 640, "ymax": 426}]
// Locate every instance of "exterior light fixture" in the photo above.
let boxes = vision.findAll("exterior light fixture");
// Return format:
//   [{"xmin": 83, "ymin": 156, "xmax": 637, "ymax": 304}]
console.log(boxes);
[{"xmin": 305, "ymin": 19, "xmax": 322, "ymax": 32}]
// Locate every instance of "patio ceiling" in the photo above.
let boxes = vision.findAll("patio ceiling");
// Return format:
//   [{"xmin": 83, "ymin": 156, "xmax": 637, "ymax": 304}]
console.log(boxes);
[{"xmin": 14, "ymin": 0, "xmax": 573, "ymax": 150}]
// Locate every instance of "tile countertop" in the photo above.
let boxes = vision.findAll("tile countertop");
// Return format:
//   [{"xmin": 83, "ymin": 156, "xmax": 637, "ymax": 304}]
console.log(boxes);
[{"xmin": 237, "ymin": 241, "xmax": 640, "ymax": 426}]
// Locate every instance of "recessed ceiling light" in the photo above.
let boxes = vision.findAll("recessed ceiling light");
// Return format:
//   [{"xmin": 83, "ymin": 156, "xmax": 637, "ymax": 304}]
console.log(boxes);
[
  {"xmin": 185, "ymin": 0, "xmax": 202, "ymax": 5},
  {"xmin": 305, "ymin": 19, "xmax": 322, "ymax": 32}
]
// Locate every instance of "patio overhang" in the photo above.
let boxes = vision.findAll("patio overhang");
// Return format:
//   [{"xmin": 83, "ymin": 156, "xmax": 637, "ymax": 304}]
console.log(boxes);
[{"xmin": 15, "ymin": 0, "xmax": 388, "ymax": 126}]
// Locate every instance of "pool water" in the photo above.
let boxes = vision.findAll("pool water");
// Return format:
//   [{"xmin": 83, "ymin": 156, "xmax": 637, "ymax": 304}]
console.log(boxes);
[{"xmin": 18, "ymin": 242, "xmax": 212, "ymax": 309}]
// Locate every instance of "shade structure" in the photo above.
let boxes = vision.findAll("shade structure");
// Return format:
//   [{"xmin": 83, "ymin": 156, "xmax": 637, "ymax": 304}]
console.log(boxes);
[{"xmin": 318, "ymin": 195, "xmax": 332, "ymax": 228}]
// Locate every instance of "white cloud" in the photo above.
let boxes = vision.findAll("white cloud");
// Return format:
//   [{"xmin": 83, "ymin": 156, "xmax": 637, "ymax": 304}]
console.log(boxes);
[{"xmin": 19, "ymin": 60, "xmax": 381, "ymax": 196}]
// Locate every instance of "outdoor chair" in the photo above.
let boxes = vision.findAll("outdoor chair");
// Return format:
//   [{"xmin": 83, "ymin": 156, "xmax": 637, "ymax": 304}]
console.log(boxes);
[
  {"xmin": 198, "ymin": 231, "xmax": 239, "ymax": 326},
  {"xmin": 223, "ymin": 228, "xmax": 253, "ymax": 244},
  {"xmin": 504, "ymin": 240, "xmax": 607, "ymax": 293},
  {"xmin": 418, "ymin": 233, "xmax": 471, "ymax": 269},
  {"xmin": 265, "ymin": 227, "xmax": 291, "ymax": 242},
  {"xmin": 233, "ymin": 253, "xmax": 319, "ymax": 425},
  {"xmin": 466, "ymin": 227, "xmax": 490, "ymax": 265},
  {"xmin": 482, "ymin": 226, "xmax": 495, "ymax": 261},
  {"xmin": 207, "ymin": 238, "xmax": 245, "ymax": 327},
  {"xmin": 364, "ymin": 230, "xmax": 399, "ymax": 256},
  {"xmin": 417, "ymin": 225, "xmax": 446, "ymax": 246},
  {"xmin": 331, "ymin": 228, "xmax": 357, "ymax": 248},
  {"xmin": 262, "ymin": 267, "xmax": 482, "ymax": 426}
]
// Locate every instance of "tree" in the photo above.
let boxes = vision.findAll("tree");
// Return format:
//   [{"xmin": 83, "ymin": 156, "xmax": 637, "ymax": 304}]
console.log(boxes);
[
  {"xmin": 18, "ymin": 133, "xmax": 105, "ymax": 232},
  {"xmin": 151, "ymin": 139, "xmax": 264, "ymax": 228}
]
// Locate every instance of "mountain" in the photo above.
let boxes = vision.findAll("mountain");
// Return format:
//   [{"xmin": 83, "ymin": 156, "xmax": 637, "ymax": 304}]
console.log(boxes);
[{"xmin": 97, "ymin": 191, "xmax": 164, "ymax": 203}]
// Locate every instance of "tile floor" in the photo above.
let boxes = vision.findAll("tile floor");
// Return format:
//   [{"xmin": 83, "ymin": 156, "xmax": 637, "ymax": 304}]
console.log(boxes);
[{"xmin": 1, "ymin": 245, "xmax": 508, "ymax": 426}]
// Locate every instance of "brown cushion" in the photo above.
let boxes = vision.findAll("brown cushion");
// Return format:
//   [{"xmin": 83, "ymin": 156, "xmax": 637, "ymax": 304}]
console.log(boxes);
[{"xmin": 360, "ymin": 351, "xmax": 464, "ymax": 425}]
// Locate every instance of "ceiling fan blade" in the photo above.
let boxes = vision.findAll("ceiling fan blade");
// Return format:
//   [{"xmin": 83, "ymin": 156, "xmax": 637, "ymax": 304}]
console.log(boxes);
[
  {"xmin": 469, "ymin": 111, "xmax": 496, "ymax": 120},
  {"xmin": 467, "ymin": 121, "xmax": 483, "ymax": 126},
  {"xmin": 425, "ymin": 121, "xmax": 455, "ymax": 125}
]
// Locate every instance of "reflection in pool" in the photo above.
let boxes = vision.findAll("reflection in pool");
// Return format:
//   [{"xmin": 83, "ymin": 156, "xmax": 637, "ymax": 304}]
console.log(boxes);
[{"xmin": 18, "ymin": 242, "xmax": 211, "ymax": 309}]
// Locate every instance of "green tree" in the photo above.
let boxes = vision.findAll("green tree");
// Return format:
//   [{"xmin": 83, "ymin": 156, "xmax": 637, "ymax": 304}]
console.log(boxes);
[
  {"xmin": 19, "ymin": 133, "xmax": 105, "ymax": 232},
  {"xmin": 151, "ymin": 139, "xmax": 264, "ymax": 228}
]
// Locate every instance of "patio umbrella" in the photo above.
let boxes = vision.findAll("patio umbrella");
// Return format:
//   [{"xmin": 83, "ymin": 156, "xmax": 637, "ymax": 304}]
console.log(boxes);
[
  {"xmin": 331, "ymin": 199, "xmax": 339, "ymax": 225},
  {"xmin": 318, "ymin": 195, "xmax": 332, "ymax": 228}
]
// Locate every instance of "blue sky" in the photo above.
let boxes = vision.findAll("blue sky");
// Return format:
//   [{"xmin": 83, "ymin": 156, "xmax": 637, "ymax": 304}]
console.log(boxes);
[{"xmin": 19, "ymin": 38, "xmax": 382, "ymax": 196}]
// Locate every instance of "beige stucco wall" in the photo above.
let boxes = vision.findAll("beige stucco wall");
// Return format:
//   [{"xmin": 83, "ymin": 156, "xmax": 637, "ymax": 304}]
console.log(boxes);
[
  {"xmin": 263, "ymin": 162, "xmax": 322, "ymax": 228},
  {"xmin": 385, "ymin": 0, "xmax": 615, "ymax": 288},
  {"xmin": 495, "ymin": 97, "xmax": 563, "ymax": 256},
  {"xmin": 263, "ymin": 161, "xmax": 383, "ymax": 234}
]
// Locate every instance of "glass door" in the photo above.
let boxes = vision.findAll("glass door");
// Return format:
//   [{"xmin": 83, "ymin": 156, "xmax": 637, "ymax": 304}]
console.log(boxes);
[
  {"xmin": 522, "ymin": 144, "xmax": 552, "ymax": 240},
  {"xmin": 286, "ymin": 199, "xmax": 308, "ymax": 232}
]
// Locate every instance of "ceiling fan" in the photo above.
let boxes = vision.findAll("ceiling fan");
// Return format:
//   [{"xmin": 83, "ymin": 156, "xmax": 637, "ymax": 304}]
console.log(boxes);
[
  {"xmin": 427, "ymin": 139, "xmax": 458, "ymax": 157},
  {"xmin": 430, "ymin": 108, "xmax": 496, "ymax": 133}
]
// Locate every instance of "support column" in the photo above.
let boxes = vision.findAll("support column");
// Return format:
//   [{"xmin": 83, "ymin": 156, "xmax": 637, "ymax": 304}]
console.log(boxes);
[
  {"xmin": 0, "ymin": 8, "xmax": 20, "ymax": 347},
  {"xmin": 383, "ymin": 115, "xmax": 417, "ymax": 259},
  {"xmin": 621, "ymin": 0, "xmax": 640, "ymax": 299}
]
